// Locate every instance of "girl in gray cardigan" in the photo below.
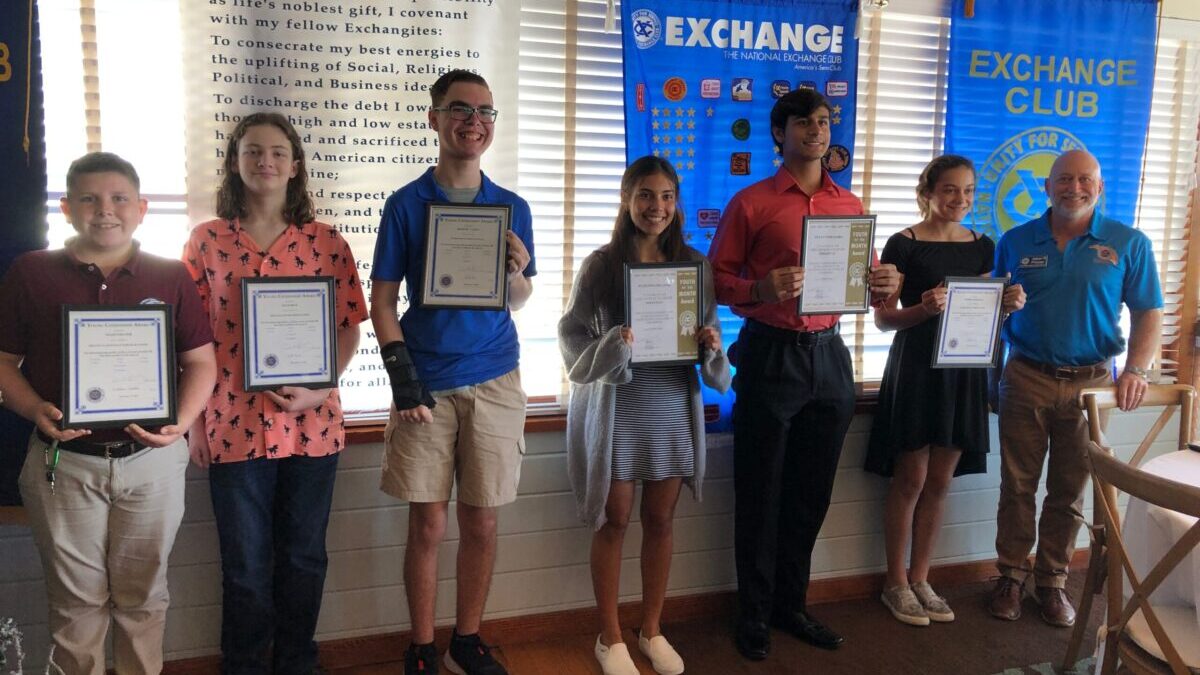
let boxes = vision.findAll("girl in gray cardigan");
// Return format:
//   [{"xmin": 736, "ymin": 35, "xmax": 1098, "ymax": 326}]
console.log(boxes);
[{"xmin": 558, "ymin": 156, "xmax": 730, "ymax": 675}]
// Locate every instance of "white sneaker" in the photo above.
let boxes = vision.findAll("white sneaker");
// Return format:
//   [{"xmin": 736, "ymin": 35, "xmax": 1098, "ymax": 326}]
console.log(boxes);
[
  {"xmin": 594, "ymin": 635, "xmax": 639, "ymax": 675},
  {"xmin": 638, "ymin": 633, "xmax": 685, "ymax": 674},
  {"xmin": 881, "ymin": 584, "xmax": 930, "ymax": 626},
  {"xmin": 911, "ymin": 581, "xmax": 955, "ymax": 622}
]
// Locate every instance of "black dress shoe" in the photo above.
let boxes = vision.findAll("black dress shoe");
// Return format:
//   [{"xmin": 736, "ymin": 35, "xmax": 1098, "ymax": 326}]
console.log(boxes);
[
  {"xmin": 735, "ymin": 619, "xmax": 770, "ymax": 661},
  {"xmin": 771, "ymin": 609, "xmax": 844, "ymax": 650}
]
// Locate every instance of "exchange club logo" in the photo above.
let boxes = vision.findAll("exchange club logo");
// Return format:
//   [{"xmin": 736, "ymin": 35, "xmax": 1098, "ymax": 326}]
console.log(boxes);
[
  {"xmin": 631, "ymin": 9, "xmax": 662, "ymax": 49},
  {"xmin": 976, "ymin": 126, "xmax": 1089, "ymax": 238}
]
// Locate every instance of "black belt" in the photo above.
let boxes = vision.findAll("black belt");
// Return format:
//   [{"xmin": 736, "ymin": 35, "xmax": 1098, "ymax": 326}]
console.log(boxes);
[
  {"xmin": 36, "ymin": 430, "xmax": 149, "ymax": 458},
  {"xmin": 1012, "ymin": 354, "xmax": 1111, "ymax": 381},
  {"xmin": 744, "ymin": 319, "xmax": 839, "ymax": 347}
]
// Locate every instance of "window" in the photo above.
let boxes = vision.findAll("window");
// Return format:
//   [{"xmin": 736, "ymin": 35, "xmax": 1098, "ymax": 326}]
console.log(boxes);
[{"xmin": 35, "ymin": 1, "xmax": 1200, "ymax": 416}]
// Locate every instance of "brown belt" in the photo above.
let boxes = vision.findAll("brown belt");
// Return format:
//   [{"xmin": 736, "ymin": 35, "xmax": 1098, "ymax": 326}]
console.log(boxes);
[{"xmin": 1012, "ymin": 354, "xmax": 1111, "ymax": 381}]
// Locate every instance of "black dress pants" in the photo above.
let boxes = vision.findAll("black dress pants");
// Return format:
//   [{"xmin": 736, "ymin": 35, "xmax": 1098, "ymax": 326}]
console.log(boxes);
[{"xmin": 732, "ymin": 321, "xmax": 856, "ymax": 621}]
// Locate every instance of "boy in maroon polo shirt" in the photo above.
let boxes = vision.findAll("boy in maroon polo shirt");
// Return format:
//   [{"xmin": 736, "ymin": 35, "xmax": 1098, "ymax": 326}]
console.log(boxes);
[
  {"xmin": 0, "ymin": 152, "xmax": 216, "ymax": 675},
  {"xmin": 709, "ymin": 90, "xmax": 900, "ymax": 661}
]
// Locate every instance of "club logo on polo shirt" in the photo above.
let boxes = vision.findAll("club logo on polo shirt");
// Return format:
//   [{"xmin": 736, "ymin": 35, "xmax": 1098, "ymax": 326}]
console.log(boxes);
[
  {"xmin": 1018, "ymin": 255, "xmax": 1049, "ymax": 269},
  {"xmin": 1091, "ymin": 244, "xmax": 1119, "ymax": 266},
  {"xmin": 140, "ymin": 297, "xmax": 165, "ymax": 305},
  {"xmin": 977, "ymin": 126, "xmax": 1089, "ymax": 239}
]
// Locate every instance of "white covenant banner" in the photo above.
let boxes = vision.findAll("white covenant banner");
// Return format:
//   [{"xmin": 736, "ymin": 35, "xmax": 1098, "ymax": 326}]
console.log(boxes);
[{"xmin": 181, "ymin": 0, "xmax": 518, "ymax": 415}]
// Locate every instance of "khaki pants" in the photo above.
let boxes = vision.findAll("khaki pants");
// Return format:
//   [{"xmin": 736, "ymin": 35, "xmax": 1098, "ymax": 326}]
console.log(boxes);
[
  {"xmin": 996, "ymin": 358, "xmax": 1110, "ymax": 588},
  {"xmin": 18, "ymin": 434, "xmax": 188, "ymax": 675}
]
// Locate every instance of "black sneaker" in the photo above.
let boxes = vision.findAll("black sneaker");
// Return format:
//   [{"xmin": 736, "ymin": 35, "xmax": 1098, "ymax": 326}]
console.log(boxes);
[
  {"xmin": 444, "ymin": 630, "xmax": 507, "ymax": 675},
  {"xmin": 405, "ymin": 641, "xmax": 439, "ymax": 675}
]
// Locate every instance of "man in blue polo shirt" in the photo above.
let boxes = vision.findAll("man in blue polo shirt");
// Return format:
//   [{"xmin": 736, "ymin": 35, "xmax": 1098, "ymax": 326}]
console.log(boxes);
[
  {"xmin": 370, "ymin": 69, "xmax": 535, "ymax": 675},
  {"xmin": 988, "ymin": 150, "xmax": 1162, "ymax": 628}
]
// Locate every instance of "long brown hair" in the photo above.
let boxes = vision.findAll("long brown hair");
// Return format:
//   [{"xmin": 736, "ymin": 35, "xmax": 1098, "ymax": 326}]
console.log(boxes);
[
  {"xmin": 596, "ymin": 156, "xmax": 688, "ymax": 319},
  {"xmin": 216, "ymin": 112, "xmax": 315, "ymax": 226}
]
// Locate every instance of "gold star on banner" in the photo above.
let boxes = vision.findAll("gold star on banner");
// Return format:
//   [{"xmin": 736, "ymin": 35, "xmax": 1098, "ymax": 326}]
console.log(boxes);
[
  {"xmin": 687, "ymin": 160, "xmax": 695, "ymax": 170},
  {"xmin": 652, "ymin": 135, "xmax": 660, "ymax": 143},
  {"xmin": 687, "ymin": 108, "xmax": 696, "ymax": 117},
  {"xmin": 705, "ymin": 231, "xmax": 714, "ymax": 242},
  {"xmin": 773, "ymin": 145, "xmax": 781, "ymax": 153},
  {"xmin": 674, "ymin": 121, "xmax": 683, "ymax": 130},
  {"xmin": 706, "ymin": 107, "xmax": 715, "ymax": 117},
  {"xmin": 653, "ymin": 149, "xmax": 661, "ymax": 157},
  {"xmin": 687, "ymin": 120, "xmax": 695, "ymax": 130},
  {"xmin": 675, "ymin": 107, "xmax": 684, "ymax": 116},
  {"xmin": 773, "ymin": 158, "xmax": 783, "ymax": 167},
  {"xmin": 652, "ymin": 108, "xmax": 660, "ymax": 116},
  {"xmin": 832, "ymin": 116, "xmax": 842, "ymax": 125},
  {"xmin": 687, "ymin": 148, "xmax": 695, "ymax": 157},
  {"xmin": 832, "ymin": 105, "xmax": 842, "ymax": 115},
  {"xmin": 687, "ymin": 134, "xmax": 696, "ymax": 143},
  {"xmin": 652, "ymin": 121, "xmax": 660, "ymax": 130},
  {"xmin": 675, "ymin": 148, "xmax": 683, "ymax": 157},
  {"xmin": 675, "ymin": 134, "xmax": 683, "ymax": 143},
  {"xmin": 675, "ymin": 161, "xmax": 684, "ymax": 170},
  {"xmin": 662, "ymin": 108, "xmax": 672, "ymax": 117}
]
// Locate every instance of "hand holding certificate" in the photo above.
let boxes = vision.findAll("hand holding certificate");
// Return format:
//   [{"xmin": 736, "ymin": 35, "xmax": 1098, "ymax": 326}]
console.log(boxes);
[
  {"xmin": 61, "ymin": 305, "xmax": 177, "ymax": 430},
  {"xmin": 932, "ymin": 277, "xmax": 1007, "ymax": 368},
  {"xmin": 242, "ymin": 276, "xmax": 339, "ymax": 392},
  {"xmin": 421, "ymin": 203, "xmax": 512, "ymax": 310},
  {"xmin": 798, "ymin": 215, "xmax": 877, "ymax": 315},
  {"xmin": 624, "ymin": 262, "xmax": 705, "ymax": 365}
]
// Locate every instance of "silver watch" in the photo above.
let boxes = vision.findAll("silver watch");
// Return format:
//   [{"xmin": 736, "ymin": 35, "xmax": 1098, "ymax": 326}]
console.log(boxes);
[{"xmin": 1124, "ymin": 365, "xmax": 1150, "ymax": 380}]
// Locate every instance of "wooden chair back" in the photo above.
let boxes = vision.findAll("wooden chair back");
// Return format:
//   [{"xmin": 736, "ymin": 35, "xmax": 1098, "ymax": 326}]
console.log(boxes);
[{"xmin": 1078, "ymin": 384, "xmax": 1195, "ymax": 466}]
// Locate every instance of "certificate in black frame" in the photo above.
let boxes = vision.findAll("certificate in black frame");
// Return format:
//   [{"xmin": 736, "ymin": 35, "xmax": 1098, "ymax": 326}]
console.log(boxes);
[
  {"xmin": 60, "ymin": 304, "xmax": 178, "ymax": 430},
  {"xmin": 797, "ymin": 214, "xmax": 878, "ymax": 316},
  {"xmin": 241, "ymin": 275, "xmax": 339, "ymax": 392},
  {"xmin": 623, "ymin": 261, "xmax": 705, "ymax": 366},
  {"xmin": 420, "ymin": 202, "xmax": 513, "ymax": 311},
  {"xmin": 930, "ymin": 276, "xmax": 1007, "ymax": 369}
]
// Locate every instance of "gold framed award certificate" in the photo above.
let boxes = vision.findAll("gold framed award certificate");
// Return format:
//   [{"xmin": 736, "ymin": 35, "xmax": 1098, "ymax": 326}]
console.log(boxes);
[
  {"xmin": 60, "ymin": 305, "xmax": 177, "ymax": 430},
  {"xmin": 241, "ymin": 276, "xmax": 339, "ymax": 392},
  {"xmin": 624, "ymin": 261, "xmax": 704, "ymax": 366},
  {"xmin": 931, "ymin": 276, "xmax": 1006, "ymax": 369},
  {"xmin": 420, "ymin": 202, "xmax": 512, "ymax": 310},
  {"xmin": 797, "ymin": 215, "xmax": 877, "ymax": 315}
]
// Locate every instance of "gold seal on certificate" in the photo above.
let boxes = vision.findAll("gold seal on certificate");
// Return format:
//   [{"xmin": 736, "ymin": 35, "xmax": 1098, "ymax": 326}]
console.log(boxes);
[
  {"xmin": 797, "ymin": 215, "xmax": 877, "ymax": 315},
  {"xmin": 241, "ymin": 276, "xmax": 339, "ymax": 392},
  {"xmin": 624, "ymin": 262, "xmax": 704, "ymax": 365},
  {"xmin": 60, "ymin": 305, "xmax": 178, "ymax": 430},
  {"xmin": 932, "ymin": 276, "xmax": 1007, "ymax": 369},
  {"xmin": 421, "ymin": 202, "xmax": 512, "ymax": 310}
]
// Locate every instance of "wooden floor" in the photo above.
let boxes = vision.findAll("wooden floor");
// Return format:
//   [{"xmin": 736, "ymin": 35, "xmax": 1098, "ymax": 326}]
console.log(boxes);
[{"xmin": 329, "ymin": 573, "xmax": 1105, "ymax": 675}]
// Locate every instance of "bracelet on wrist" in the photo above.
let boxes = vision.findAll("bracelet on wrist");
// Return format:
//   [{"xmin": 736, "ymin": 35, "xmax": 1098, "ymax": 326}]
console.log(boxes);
[{"xmin": 1124, "ymin": 364, "xmax": 1150, "ymax": 380}]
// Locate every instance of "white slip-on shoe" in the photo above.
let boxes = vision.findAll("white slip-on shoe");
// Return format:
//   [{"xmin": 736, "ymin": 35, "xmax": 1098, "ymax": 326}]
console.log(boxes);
[
  {"xmin": 881, "ymin": 585, "xmax": 931, "ymax": 626},
  {"xmin": 638, "ymin": 634, "xmax": 685, "ymax": 675},
  {"xmin": 911, "ymin": 581, "xmax": 955, "ymax": 622},
  {"xmin": 594, "ymin": 635, "xmax": 639, "ymax": 675}
]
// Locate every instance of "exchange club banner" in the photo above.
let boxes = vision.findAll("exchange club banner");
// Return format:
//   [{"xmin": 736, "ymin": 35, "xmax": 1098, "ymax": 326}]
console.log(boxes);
[
  {"xmin": 621, "ymin": 0, "xmax": 860, "ymax": 428},
  {"xmin": 945, "ymin": 0, "xmax": 1157, "ymax": 239}
]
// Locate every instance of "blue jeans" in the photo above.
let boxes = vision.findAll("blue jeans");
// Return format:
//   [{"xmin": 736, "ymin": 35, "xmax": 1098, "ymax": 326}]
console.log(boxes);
[{"xmin": 209, "ymin": 453, "xmax": 339, "ymax": 675}]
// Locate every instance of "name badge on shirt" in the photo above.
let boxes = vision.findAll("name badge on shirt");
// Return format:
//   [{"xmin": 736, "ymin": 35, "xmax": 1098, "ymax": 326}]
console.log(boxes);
[{"xmin": 1018, "ymin": 255, "xmax": 1048, "ymax": 269}]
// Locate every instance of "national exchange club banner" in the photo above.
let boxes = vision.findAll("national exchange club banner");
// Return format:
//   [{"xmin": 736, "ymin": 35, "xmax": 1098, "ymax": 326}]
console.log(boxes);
[
  {"xmin": 945, "ymin": 0, "xmax": 1157, "ymax": 239},
  {"xmin": 622, "ymin": 0, "xmax": 860, "ymax": 244}
]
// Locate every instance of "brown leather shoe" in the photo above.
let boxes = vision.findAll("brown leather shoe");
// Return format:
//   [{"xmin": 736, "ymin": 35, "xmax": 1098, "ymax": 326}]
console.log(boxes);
[
  {"xmin": 988, "ymin": 576, "xmax": 1024, "ymax": 621},
  {"xmin": 1035, "ymin": 586, "xmax": 1076, "ymax": 627}
]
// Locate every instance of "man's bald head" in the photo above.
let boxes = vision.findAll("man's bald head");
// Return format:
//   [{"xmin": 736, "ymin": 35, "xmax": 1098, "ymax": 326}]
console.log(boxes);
[{"xmin": 1045, "ymin": 150, "xmax": 1104, "ymax": 222}]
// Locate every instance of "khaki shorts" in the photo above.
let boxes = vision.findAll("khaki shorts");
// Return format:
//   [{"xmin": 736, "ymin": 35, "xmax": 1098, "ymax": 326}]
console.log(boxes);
[{"xmin": 381, "ymin": 368, "xmax": 527, "ymax": 507}]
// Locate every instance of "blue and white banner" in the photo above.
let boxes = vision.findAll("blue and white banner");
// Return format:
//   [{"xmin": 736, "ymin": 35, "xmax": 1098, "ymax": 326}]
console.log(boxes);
[
  {"xmin": 621, "ymin": 0, "xmax": 860, "ymax": 428},
  {"xmin": 945, "ymin": 0, "xmax": 1157, "ymax": 239}
]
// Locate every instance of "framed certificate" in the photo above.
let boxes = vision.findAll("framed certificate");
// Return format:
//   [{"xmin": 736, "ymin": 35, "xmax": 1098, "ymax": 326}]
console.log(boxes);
[
  {"xmin": 797, "ymin": 215, "xmax": 877, "ymax": 315},
  {"xmin": 932, "ymin": 276, "xmax": 1007, "ymax": 369},
  {"xmin": 61, "ymin": 305, "xmax": 177, "ymax": 430},
  {"xmin": 624, "ymin": 261, "xmax": 704, "ymax": 365},
  {"xmin": 421, "ymin": 202, "xmax": 512, "ymax": 310},
  {"xmin": 242, "ymin": 276, "xmax": 338, "ymax": 392}
]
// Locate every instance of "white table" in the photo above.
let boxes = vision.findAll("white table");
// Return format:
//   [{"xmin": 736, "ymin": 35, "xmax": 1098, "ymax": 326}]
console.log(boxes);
[{"xmin": 1122, "ymin": 449, "xmax": 1200, "ymax": 626}]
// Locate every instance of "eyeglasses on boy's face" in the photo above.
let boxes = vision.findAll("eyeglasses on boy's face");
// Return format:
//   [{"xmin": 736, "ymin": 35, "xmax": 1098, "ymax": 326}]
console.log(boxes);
[{"xmin": 433, "ymin": 105, "xmax": 499, "ymax": 123}]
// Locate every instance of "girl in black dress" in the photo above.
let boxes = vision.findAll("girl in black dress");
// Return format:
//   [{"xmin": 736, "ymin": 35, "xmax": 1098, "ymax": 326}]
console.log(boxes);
[{"xmin": 865, "ymin": 155, "xmax": 1025, "ymax": 626}]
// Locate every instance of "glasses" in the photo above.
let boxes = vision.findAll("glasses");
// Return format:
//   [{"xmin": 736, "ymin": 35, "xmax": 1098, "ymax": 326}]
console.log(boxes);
[{"xmin": 432, "ymin": 105, "xmax": 499, "ymax": 124}]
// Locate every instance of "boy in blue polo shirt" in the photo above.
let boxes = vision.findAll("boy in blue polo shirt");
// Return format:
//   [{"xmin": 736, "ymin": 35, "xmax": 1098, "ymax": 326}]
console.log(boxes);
[
  {"xmin": 988, "ymin": 150, "xmax": 1162, "ymax": 628},
  {"xmin": 369, "ymin": 69, "xmax": 535, "ymax": 675}
]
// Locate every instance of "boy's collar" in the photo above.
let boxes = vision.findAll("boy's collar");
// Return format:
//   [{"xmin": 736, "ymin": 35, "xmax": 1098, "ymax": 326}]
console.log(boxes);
[{"xmin": 63, "ymin": 237, "xmax": 142, "ymax": 275}]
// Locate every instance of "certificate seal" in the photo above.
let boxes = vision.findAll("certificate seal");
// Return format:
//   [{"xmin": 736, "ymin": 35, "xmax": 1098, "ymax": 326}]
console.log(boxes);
[
  {"xmin": 848, "ymin": 262, "xmax": 866, "ymax": 287},
  {"xmin": 439, "ymin": 274, "xmax": 454, "ymax": 288},
  {"xmin": 264, "ymin": 354, "xmax": 278, "ymax": 368},
  {"xmin": 87, "ymin": 387, "xmax": 105, "ymax": 402},
  {"xmin": 949, "ymin": 338, "xmax": 959, "ymax": 349},
  {"xmin": 679, "ymin": 310, "xmax": 697, "ymax": 336}
]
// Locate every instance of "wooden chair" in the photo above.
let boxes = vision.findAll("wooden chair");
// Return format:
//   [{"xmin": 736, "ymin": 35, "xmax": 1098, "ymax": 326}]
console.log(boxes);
[
  {"xmin": 1086, "ymin": 442, "xmax": 1200, "ymax": 675},
  {"xmin": 1063, "ymin": 384, "xmax": 1195, "ymax": 671}
]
